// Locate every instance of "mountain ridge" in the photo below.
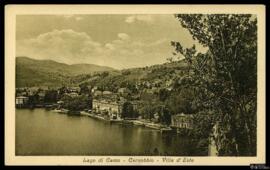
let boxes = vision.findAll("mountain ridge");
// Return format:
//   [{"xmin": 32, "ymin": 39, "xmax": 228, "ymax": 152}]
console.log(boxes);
[
  {"xmin": 16, "ymin": 56, "xmax": 116, "ymax": 70},
  {"xmin": 16, "ymin": 56, "xmax": 188, "ymax": 88},
  {"xmin": 16, "ymin": 56, "xmax": 116, "ymax": 87}
]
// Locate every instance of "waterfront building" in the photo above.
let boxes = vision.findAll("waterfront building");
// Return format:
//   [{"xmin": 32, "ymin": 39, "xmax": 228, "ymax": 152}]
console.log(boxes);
[
  {"xmin": 171, "ymin": 113, "xmax": 193, "ymax": 129},
  {"xmin": 92, "ymin": 99, "xmax": 123, "ymax": 119},
  {"xmin": 16, "ymin": 96, "xmax": 29, "ymax": 107}
]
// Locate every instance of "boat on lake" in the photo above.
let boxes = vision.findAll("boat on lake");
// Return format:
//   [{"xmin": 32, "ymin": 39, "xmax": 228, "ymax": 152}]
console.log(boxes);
[
  {"xmin": 52, "ymin": 108, "xmax": 69, "ymax": 114},
  {"xmin": 80, "ymin": 111, "xmax": 92, "ymax": 116}
]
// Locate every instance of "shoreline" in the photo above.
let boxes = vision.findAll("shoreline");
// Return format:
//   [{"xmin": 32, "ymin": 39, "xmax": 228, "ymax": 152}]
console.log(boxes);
[
  {"xmin": 79, "ymin": 111, "xmax": 172, "ymax": 132},
  {"xmin": 16, "ymin": 107, "xmax": 174, "ymax": 132}
]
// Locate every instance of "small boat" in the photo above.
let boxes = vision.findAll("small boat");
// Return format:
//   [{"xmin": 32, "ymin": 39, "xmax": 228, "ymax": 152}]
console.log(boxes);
[
  {"xmin": 80, "ymin": 111, "xmax": 92, "ymax": 116},
  {"xmin": 60, "ymin": 109, "xmax": 69, "ymax": 114},
  {"xmin": 52, "ymin": 109, "xmax": 62, "ymax": 113},
  {"xmin": 52, "ymin": 108, "xmax": 69, "ymax": 114}
]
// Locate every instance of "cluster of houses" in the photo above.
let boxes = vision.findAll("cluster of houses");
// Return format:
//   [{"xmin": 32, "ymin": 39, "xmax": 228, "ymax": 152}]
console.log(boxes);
[
  {"xmin": 15, "ymin": 86, "xmax": 82, "ymax": 107},
  {"xmin": 91, "ymin": 86, "xmax": 139, "ymax": 120},
  {"xmin": 16, "ymin": 85, "xmax": 194, "ymax": 130},
  {"xmin": 92, "ymin": 99, "xmax": 123, "ymax": 119},
  {"xmin": 15, "ymin": 87, "xmax": 47, "ymax": 107},
  {"xmin": 134, "ymin": 79, "xmax": 175, "ymax": 92},
  {"xmin": 92, "ymin": 96, "xmax": 193, "ymax": 131},
  {"xmin": 91, "ymin": 86, "xmax": 193, "ymax": 130}
]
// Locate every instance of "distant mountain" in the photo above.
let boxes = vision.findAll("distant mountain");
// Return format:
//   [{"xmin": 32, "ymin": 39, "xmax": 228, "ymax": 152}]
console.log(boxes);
[
  {"xmin": 16, "ymin": 57, "xmax": 115, "ymax": 87},
  {"xmin": 16, "ymin": 56, "xmax": 189, "ymax": 88}
]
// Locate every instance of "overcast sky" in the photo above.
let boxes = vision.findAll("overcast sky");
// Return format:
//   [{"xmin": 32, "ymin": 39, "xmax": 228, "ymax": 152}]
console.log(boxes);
[{"xmin": 16, "ymin": 14, "xmax": 207, "ymax": 69}]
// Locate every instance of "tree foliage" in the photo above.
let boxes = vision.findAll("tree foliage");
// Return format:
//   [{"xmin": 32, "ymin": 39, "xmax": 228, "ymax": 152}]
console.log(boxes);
[
  {"xmin": 172, "ymin": 14, "xmax": 257, "ymax": 156},
  {"xmin": 62, "ymin": 95, "xmax": 91, "ymax": 111},
  {"xmin": 158, "ymin": 106, "xmax": 171, "ymax": 125},
  {"xmin": 79, "ymin": 83, "xmax": 90, "ymax": 95},
  {"xmin": 28, "ymin": 93, "xmax": 40, "ymax": 106},
  {"xmin": 44, "ymin": 90, "xmax": 58, "ymax": 103},
  {"xmin": 165, "ymin": 88, "xmax": 196, "ymax": 115},
  {"xmin": 122, "ymin": 102, "xmax": 138, "ymax": 118}
]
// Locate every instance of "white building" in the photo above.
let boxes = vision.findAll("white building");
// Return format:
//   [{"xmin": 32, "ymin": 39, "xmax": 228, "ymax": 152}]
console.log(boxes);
[
  {"xmin": 16, "ymin": 96, "xmax": 29, "ymax": 107},
  {"xmin": 171, "ymin": 113, "xmax": 193, "ymax": 129},
  {"xmin": 92, "ymin": 99, "xmax": 123, "ymax": 119}
]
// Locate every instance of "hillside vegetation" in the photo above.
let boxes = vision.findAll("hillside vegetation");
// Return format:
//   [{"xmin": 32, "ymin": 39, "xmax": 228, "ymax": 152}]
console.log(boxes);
[
  {"xmin": 16, "ymin": 57, "xmax": 115, "ymax": 87},
  {"xmin": 67, "ymin": 59, "xmax": 189, "ymax": 92}
]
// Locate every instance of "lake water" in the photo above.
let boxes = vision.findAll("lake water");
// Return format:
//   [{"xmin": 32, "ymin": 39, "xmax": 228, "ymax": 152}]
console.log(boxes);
[{"xmin": 16, "ymin": 108, "xmax": 207, "ymax": 156}]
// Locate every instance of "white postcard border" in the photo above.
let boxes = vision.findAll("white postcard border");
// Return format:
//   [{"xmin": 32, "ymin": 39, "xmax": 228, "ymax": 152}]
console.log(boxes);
[{"xmin": 5, "ymin": 5, "xmax": 266, "ymax": 166}]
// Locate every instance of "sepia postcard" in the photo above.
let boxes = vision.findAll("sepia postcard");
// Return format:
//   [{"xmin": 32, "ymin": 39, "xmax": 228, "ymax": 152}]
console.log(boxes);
[{"xmin": 5, "ymin": 5, "xmax": 266, "ymax": 166}]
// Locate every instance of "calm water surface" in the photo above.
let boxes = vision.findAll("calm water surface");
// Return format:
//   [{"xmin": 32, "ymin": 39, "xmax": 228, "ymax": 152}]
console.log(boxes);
[{"xmin": 16, "ymin": 108, "xmax": 206, "ymax": 156}]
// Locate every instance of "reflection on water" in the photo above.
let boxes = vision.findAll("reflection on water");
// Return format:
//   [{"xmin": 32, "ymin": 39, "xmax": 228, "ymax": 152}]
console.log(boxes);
[{"xmin": 15, "ymin": 108, "xmax": 207, "ymax": 156}]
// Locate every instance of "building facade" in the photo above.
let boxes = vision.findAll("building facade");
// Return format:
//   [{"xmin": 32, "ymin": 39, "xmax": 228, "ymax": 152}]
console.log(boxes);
[
  {"xmin": 171, "ymin": 113, "xmax": 194, "ymax": 129},
  {"xmin": 92, "ymin": 99, "xmax": 123, "ymax": 119},
  {"xmin": 16, "ymin": 96, "xmax": 29, "ymax": 107}
]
